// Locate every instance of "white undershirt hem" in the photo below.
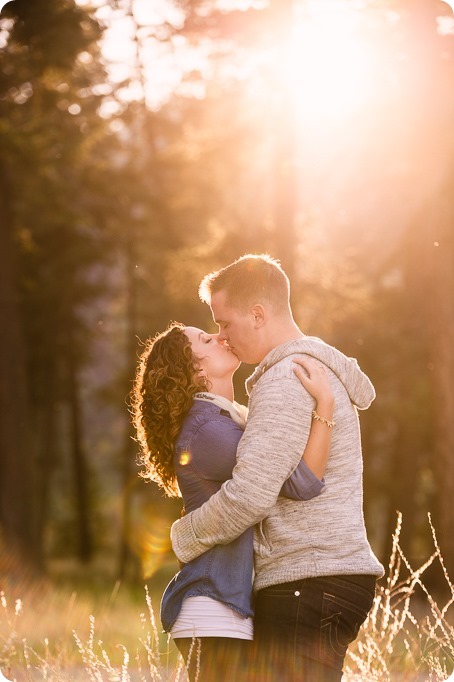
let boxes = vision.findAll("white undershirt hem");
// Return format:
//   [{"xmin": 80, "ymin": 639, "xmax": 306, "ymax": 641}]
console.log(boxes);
[{"xmin": 170, "ymin": 596, "xmax": 254, "ymax": 640}]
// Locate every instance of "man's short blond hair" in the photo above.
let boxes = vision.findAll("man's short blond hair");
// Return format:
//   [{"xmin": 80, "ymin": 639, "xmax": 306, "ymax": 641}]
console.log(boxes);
[{"xmin": 198, "ymin": 254, "xmax": 291, "ymax": 315}]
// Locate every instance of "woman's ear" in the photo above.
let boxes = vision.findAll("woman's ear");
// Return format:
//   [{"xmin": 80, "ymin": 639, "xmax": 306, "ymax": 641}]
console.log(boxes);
[{"xmin": 250, "ymin": 304, "xmax": 266, "ymax": 328}]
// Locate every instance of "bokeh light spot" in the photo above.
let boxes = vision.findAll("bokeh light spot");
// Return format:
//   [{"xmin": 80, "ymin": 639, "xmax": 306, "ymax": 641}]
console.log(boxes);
[{"xmin": 179, "ymin": 451, "xmax": 191, "ymax": 466}]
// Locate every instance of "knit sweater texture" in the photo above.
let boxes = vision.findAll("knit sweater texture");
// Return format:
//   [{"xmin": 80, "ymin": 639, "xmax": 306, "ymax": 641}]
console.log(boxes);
[{"xmin": 171, "ymin": 336, "xmax": 384, "ymax": 591}]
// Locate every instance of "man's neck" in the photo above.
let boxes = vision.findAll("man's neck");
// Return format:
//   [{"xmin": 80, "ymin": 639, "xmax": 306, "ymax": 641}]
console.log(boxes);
[{"xmin": 260, "ymin": 320, "xmax": 304, "ymax": 361}]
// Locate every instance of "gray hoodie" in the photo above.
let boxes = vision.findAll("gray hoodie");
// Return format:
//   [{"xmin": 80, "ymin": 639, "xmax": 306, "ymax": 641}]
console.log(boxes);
[{"xmin": 171, "ymin": 336, "xmax": 384, "ymax": 590}]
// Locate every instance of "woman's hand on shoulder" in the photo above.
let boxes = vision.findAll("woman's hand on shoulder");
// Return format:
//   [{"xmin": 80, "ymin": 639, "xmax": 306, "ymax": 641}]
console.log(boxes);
[{"xmin": 292, "ymin": 357, "xmax": 334, "ymax": 415}]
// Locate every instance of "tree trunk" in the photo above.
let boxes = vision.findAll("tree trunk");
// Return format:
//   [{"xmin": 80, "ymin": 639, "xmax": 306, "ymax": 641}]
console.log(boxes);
[
  {"xmin": 0, "ymin": 162, "xmax": 36, "ymax": 567},
  {"xmin": 117, "ymin": 9, "xmax": 149, "ymax": 580},
  {"xmin": 67, "ymin": 346, "xmax": 92, "ymax": 563},
  {"xmin": 117, "ymin": 227, "xmax": 140, "ymax": 580},
  {"xmin": 382, "ymin": 398, "xmax": 424, "ymax": 567},
  {"xmin": 428, "ymin": 188, "xmax": 454, "ymax": 578},
  {"xmin": 33, "ymin": 363, "xmax": 58, "ymax": 570},
  {"xmin": 393, "ymin": 0, "xmax": 454, "ymax": 578}
]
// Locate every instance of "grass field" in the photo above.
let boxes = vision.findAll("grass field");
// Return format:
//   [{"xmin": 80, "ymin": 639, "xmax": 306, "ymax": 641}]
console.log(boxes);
[{"xmin": 1, "ymin": 514, "xmax": 453, "ymax": 681}]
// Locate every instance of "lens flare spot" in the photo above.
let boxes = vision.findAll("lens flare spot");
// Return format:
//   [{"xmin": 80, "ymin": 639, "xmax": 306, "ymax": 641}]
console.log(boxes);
[
  {"xmin": 129, "ymin": 513, "xmax": 174, "ymax": 579},
  {"xmin": 125, "ymin": 489, "xmax": 182, "ymax": 580},
  {"xmin": 179, "ymin": 451, "xmax": 191, "ymax": 466}
]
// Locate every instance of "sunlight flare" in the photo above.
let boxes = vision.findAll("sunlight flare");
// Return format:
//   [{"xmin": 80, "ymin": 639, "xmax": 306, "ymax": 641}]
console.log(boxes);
[{"xmin": 281, "ymin": 1, "xmax": 376, "ymax": 121}]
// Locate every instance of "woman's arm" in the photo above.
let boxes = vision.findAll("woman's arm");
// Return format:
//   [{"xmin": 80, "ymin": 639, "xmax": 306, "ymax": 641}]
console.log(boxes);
[
  {"xmin": 280, "ymin": 357, "xmax": 334, "ymax": 500},
  {"xmin": 293, "ymin": 357, "xmax": 334, "ymax": 480}
]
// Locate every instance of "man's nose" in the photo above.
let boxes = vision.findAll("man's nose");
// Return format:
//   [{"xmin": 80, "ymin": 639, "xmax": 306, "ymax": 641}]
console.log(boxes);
[{"xmin": 216, "ymin": 330, "xmax": 228, "ymax": 343}]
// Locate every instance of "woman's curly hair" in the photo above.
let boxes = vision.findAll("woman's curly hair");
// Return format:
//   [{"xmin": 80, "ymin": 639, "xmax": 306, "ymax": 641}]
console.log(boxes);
[{"xmin": 130, "ymin": 322, "xmax": 209, "ymax": 497}]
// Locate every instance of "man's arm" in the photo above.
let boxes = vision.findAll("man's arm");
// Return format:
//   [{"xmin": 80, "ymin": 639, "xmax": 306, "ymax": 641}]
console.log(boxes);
[{"xmin": 171, "ymin": 373, "xmax": 313, "ymax": 563}]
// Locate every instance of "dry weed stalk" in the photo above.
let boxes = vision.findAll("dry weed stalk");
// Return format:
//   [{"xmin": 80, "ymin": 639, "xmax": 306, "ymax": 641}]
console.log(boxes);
[{"xmin": 345, "ymin": 512, "xmax": 454, "ymax": 681}]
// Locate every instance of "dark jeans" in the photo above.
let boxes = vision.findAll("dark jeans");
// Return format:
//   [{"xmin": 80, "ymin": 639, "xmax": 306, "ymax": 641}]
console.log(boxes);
[
  {"xmin": 175, "ymin": 636, "xmax": 252, "ymax": 682},
  {"xmin": 252, "ymin": 574, "xmax": 377, "ymax": 682}
]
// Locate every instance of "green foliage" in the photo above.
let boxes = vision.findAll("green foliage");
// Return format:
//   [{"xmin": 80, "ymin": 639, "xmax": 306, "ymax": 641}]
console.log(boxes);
[
  {"xmin": 0, "ymin": 0, "xmax": 115, "ymax": 564},
  {"xmin": 1, "ymin": 0, "xmax": 109, "ymax": 379}
]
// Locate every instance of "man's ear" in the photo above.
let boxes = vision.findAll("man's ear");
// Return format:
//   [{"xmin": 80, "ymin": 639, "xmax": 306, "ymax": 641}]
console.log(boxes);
[{"xmin": 250, "ymin": 304, "xmax": 266, "ymax": 328}]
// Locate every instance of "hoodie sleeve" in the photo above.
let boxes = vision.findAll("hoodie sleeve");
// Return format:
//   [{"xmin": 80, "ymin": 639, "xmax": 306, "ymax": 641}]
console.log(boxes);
[{"xmin": 342, "ymin": 357, "xmax": 375, "ymax": 410}]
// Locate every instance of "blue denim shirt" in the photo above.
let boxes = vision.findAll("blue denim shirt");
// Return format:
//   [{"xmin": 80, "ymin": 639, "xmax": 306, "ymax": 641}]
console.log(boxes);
[{"xmin": 160, "ymin": 400, "xmax": 324, "ymax": 631}]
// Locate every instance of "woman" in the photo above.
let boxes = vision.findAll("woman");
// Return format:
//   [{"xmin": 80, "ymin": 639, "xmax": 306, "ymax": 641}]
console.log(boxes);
[{"xmin": 131, "ymin": 322, "xmax": 334, "ymax": 681}]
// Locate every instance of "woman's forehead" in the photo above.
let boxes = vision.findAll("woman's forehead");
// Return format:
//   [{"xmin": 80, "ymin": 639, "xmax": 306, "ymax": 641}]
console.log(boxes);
[{"xmin": 184, "ymin": 326, "xmax": 203, "ymax": 342}]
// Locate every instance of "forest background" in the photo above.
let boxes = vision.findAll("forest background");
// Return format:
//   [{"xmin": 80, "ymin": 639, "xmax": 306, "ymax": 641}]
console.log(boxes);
[{"xmin": 1, "ymin": 0, "xmax": 454, "ymax": 628}]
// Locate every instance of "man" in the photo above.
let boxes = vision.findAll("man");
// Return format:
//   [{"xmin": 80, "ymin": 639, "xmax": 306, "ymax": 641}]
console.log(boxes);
[{"xmin": 171, "ymin": 254, "xmax": 384, "ymax": 681}]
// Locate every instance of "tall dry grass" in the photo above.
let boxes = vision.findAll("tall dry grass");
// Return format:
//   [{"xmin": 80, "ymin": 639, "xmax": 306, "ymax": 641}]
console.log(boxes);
[
  {"xmin": 1, "ymin": 514, "xmax": 453, "ymax": 681},
  {"xmin": 345, "ymin": 513, "xmax": 454, "ymax": 681}
]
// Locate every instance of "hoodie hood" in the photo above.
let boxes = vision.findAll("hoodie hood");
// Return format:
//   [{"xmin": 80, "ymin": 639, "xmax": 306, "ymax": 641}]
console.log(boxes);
[{"xmin": 246, "ymin": 336, "xmax": 375, "ymax": 409}]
